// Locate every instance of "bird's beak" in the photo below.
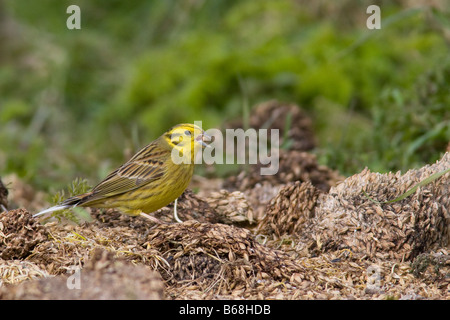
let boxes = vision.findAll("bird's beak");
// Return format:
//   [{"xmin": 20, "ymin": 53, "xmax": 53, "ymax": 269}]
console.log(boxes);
[{"xmin": 196, "ymin": 131, "xmax": 211, "ymax": 148}]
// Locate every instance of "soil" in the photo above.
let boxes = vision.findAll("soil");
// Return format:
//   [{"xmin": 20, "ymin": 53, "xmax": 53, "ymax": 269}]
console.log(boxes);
[{"xmin": 0, "ymin": 101, "xmax": 449, "ymax": 300}]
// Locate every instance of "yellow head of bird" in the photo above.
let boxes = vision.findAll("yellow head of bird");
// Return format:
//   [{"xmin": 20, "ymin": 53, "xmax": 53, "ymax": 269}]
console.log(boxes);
[{"xmin": 165, "ymin": 123, "xmax": 210, "ymax": 163}]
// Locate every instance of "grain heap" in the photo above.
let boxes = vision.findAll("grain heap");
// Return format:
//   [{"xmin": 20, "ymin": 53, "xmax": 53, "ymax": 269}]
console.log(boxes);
[
  {"xmin": 296, "ymin": 152, "xmax": 450, "ymax": 261},
  {"xmin": 27, "ymin": 213, "xmax": 163, "ymax": 275},
  {"xmin": 205, "ymin": 189, "xmax": 254, "ymax": 225},
  {"xmin": 228, "ymin": 180, "xmax": 282, "ymax": 223},
  {"xmin": 223, "ymin": 100, "xmax": 342, "ymax": 191},
  {"xmin": 221, "ymin": 100, "xmax": 343, "ymax": 224},
  {"xmin": 225, "ymin": 100, "xmax": 316, "ymax": 152},
  {"xmin": 224, "ymin": 150, "xmax": 341, "ymax": 193},
  {"xmin": 222, "ymin": 150, "xmax": 342, "ymax": 224},
  {"xmin": 146, "ymin": 220, "xmax": 304, "ymax": 297},
  {"xmin": 0, "ymin": 209, "xmax": 47, "ymax": 260},
  {"xmin": 256, "ymin": 181, "xmax": 321, "ymax": 237}
]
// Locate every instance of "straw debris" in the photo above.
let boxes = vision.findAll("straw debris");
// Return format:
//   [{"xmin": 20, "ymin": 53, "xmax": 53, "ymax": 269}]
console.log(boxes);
[
  {"xmin": 0, "ymin": 260, "xmax": 50, "ymax": 286},
  {"xmin": 0, "ymin": 248, "xmax": 164, "ymax": 300}
]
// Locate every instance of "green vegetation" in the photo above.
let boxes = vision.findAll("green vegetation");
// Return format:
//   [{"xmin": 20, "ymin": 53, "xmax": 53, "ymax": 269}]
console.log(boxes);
[
  {"xmin": 48, "ymin": 177, "xmax": 92, "ymax": 223},
  {"xmin": 0, "ymin": 0, "xmax": 449, "ymax": 192}
]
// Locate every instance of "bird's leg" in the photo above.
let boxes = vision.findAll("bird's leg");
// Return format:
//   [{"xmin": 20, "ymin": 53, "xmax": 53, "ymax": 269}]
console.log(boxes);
[
  {"xmin": 173, "ymin": 198, "xmax": 183, "ymax": 223},
  {"xmin": 139, "ymin": 212, "xmax": 165, "ymax": 224}
]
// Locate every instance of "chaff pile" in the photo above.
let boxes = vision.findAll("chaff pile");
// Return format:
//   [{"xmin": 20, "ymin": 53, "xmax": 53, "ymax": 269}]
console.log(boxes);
[
  {"xmin": 256, "ymin": 181, "xmax": 321, "ymax": 237},
  {"xmin": 0, "ymin": 208, "xmax": 47, "ymax": 260},
  {"xmin": 205, "ymin": 190, "xmax": 255, "ymax": 225},
  {"xmin": 146, "ymin": 221, "xmax": 304, "ymax": 297},
  {"xmin": 296, "ymin": 153, "xmax": 450, "ymax": 261}
]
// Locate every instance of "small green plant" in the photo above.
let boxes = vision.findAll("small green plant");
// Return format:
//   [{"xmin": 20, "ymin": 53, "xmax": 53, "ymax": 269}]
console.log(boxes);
[
  {"xmin": 410, "ymin": 252, "xmax": 449, "ymax": 278},
  {"xmin": 49, "ymin": 178, "xmax": 93, "ymax": 224}
]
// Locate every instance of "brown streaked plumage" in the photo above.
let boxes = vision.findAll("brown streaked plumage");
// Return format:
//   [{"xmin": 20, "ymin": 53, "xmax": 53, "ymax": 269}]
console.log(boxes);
[{"xmin": 34, "ymin": 123, "xmax": 210, "ymax": 222}]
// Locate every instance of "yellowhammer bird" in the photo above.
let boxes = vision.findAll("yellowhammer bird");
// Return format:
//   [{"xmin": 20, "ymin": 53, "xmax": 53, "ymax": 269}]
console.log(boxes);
[{"xmin": 34, "ymin": 123, "xmax": 210, "ymax": 223}]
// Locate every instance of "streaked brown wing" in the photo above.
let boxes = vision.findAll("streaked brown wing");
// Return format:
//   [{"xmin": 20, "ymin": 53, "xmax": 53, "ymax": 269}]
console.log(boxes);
[{"xmin": 88, "ymin": 142, "xmax": 169, "ymax": 200}]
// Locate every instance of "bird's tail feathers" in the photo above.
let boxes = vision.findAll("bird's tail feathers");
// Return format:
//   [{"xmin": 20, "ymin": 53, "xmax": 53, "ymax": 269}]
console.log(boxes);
[
  {"xmin": 33, "ymin": 193, "xmax": 90, "ymax": 217},
  {"xmin": 33, "ymin": 204, "xmax": 72, "ymax": 217}
]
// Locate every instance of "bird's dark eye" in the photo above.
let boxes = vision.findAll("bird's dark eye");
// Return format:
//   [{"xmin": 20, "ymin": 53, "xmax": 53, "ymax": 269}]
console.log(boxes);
[{"xmin": 185, "ymin": 130, "xmax": 191, "ymax": 136}]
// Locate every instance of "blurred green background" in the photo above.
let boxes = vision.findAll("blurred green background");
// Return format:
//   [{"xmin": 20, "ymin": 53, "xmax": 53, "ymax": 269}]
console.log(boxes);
[{"xmin": 0, "ymin": 0, "xmax": 449, "ymax": 193}]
